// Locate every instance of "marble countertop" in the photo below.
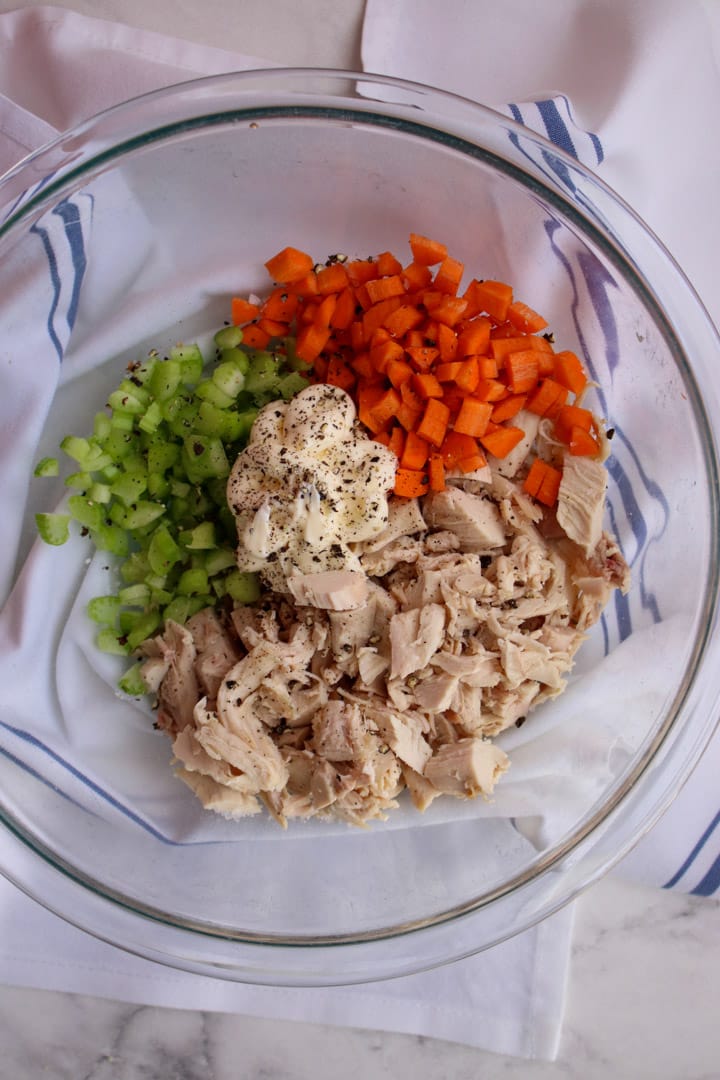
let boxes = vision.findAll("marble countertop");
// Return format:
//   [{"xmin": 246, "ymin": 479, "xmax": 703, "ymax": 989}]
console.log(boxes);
[{"xmin": 1, "ymin": 2, "xmax": 719, "ymax": 1077}]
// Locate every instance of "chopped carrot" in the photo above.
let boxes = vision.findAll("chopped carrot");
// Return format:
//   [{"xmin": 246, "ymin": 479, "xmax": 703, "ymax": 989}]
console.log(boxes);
[
  {"xmin": 465, "ymin": 279, "xmax": 513, "ymax": 322},
  {"xmin": 406, "ymin": 346, "xmax": 439, "ymax": 372},
  {"xmin": 262, "ymin": 288, "xmax": 298, "ymax": 324},
  {"xmin": 409, "ymin": 233, "xmax": 448, "ymax": 266},
  {"xmin": 554, "ymin": 404, "xmax": 596, "ymax": 444},
  {"xmin": 434, "ymin": 256, "xmax": 464, "ymax": 295},
  {"xmin": 475, "ymin": 378, "xmax": 508, "ymax": 402},
  {"xmin": 295, "ymin": 321, "xmax": 332, "ymax": 364},
  {"xmin": 456, "ymin": 317, "xmax": 491, "ymax": 357},
  {"xmin": 526, "ymin": 378, "xmax": 568, "ymax": 419},
  {"xmin": 388, "ymin": 425, "xmax": 406, "ymax": 459},
  {"xmin": 402, "ymin": 261, "xmax": 433, "ymax": 290},
  {"xmin": 440, "ymin": 431, "xmax": 487, "ymax": 472},
  {"xmin": 416, "ymin": 397, "xmax": 450, "ymax": 448},
  {"xmin": 435, "ymin": 360, "xmax": 462, "ymax": 383},
  {"xmin": 491, "ymin": 335, "xmax": 550, "ymax": 361},
  {"xmin": 329, "ymin": 287, "xmax": 357, "ymax": 331},
  {"xmin": 313, "ymin": 293, "xmax": 338, "ymax": 329},
  {"xmin": 400, "ymin": 430, "xmax": 431, "ymax": 471},
  {"xmin": 428, "ymin": 452, "xmax": 446, "ymax": 491},
  {"xmin": 553, "ymin": 350, "xmax": 587, "ymax": 397},
  {"xmin": 285, "ymin": 270, "xmax": 319, "ymax": 297},
  {"xmin": 435, "ymin": 322, "xmax": 458, "ymax": 363},
  {"xmin": 454, "ymin": 397, "xmax": 493, "ymax": 438},
  {"xmin": 507, "ymin": 300, "xmax": 548, "ymax": 334},
  {"xmin": 363, "ymin": 296, "xmax": 403, "ymax": 341},
  {"xmin": 569, "ymin": 426, "xmax": 600, "ymax": 456},
  {"xmin": 346, "ymin": 259, "xmax": 380, "ymax": 286},
  {"xmin": 396, "ymin": 400, "xmax": 423, "ymax": 431},
  {"xmin": 384, "ymin": 304, "xmax": 425, "ymax": 338},
  {"xmin": 394, "ymin": 468, "xmax": 429, "ymax": 498},
  {"xmin": 239, "ymin": 324, "xmax": 270, "ymax": 349},
  {"xmin": 370, "ymin": 339, "xmax": 405, "ymax": 372},
  {"xmin": 326, "ymin": 356, "xmax": 356, "ymax": 393},
  {"xmin": 429, "ymin": 295, "xmax": 468, "ymax": 328},
  {"xmin": 454, "ymin": 357, "xmax": 480, "ymax": 394},
  {"xmin": 523, "ymin": 459, "xmax": 562, "ymax": 505},
  {"xmin": 257, "ymin": 317, "xmax": 288, "ymax": 339},
  {"xmin": 314, "ymin": 263, "xmax": 349, "ymax": 295},
  {"xmin": 504, "ymin": 350, "xmax": 540, "ymax": 393},
  {"xmin": 480, "ymin": 425, "xmax": 525, "ymax": 458},
  {"xmin": 366, "ymin": 274, "xmax": 407, "ymax": 304},
  {"xmin": 265, "ymin": 246, "xmax": 314, "ymax": 284},
  {"xmin": 387, "ymin": 358, "xmax": 414, "ymax": 388},
  {"xmin": 231, "ymin": 297, "xmax": 261, "ymax": 325},
  {"xmin": 376, "ymin": 251, "xmax": 403, "ymax": 277},
  {"xmin": 412, "ymin": 372, "xmax": 444, "ymax": 399},
  {"xmin": 477, "ymin": 357, "xmax": 499, "ymax": 379},
  {"xmin": 491, "ymin": 393, "xmax": 527, "ymax": 422}
]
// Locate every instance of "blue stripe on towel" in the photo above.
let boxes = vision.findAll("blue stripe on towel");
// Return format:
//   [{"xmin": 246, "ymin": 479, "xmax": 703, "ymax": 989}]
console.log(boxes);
[
  {"xmin": 536, "ymin": 98, "xmax": 578, "ymax": 160},
  {"xmin": 52, "ymin": 199, "xmax": 87, "ymax": 332},
  {"xmin": 0, "ymin": 718, "xmax": 176, "ymax": 845},
  {"xmin": 664, "ymin": 808, "xmax": 720, "ymax": 891},
  {"xmin": 29, "ymin": 219, "xmax": 64, "ymax": 362}
]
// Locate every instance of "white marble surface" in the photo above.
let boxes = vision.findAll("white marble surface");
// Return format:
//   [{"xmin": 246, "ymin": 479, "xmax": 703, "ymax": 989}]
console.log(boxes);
[
  {"xmin": 1, "ymin": 1, "xmax": 719, "ymax": 1076},
  {"xmin": 0, "ymin": 876, "xmax": 719, "ymax": 1079}
]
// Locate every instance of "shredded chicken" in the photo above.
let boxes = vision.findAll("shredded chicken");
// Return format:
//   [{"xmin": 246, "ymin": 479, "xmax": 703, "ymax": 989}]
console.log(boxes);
[{"xmin": 141, "ymin": 451, "xmax": 630, "ymax": 827}]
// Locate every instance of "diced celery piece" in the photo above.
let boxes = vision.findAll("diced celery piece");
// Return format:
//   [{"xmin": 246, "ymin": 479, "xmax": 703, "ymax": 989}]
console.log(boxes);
[
  {"xmin": 118, "ymin": 583, "xmax": 151, "ymax": 606},
  {"xmin": 126, "ymin": 611, "xmax": 161, "ymax": 650},
  {"xmin": 120, "ymin": 551, "xmax": 151, "ymax": 583},
  {"xmin": 36, "ymin": 512, "xmax": 71, "ymax": 546},
  {"xmin": 148, "ymin": 358, "xmax": 182, "ymax": 402},
  {"xmin": 163, "ymin": 596, "xmax": 208, "ymax": 625},
  {"xmin": 150, "ymin": 586, "xmax": 174, "ymax": 606},
  {"xmin": 177, "ymin": 568, "xmax": 209, "ymax": 596},
  {"xmin": 68, "ymin": 494, "xmax": 104, "ymax": 531},
  {"xmin": 279, "ymin": 371, "xmax": 310, "ymax": 400},
  {"xmin": 145, "ymin": 573, "xmax": 168, "ymax": 591},
  {"xmin": 110, "ymin": 473, "xmax": 148, "ymax": 507},
  {"xmin": 213, "ymin": 325, "xmax": 244, "ymax": 350},
  {"xmin": 166, "ymin": 401, "xmax": 200, "ymax": 439},
  {"xmin": 193, "ymin": 400, "xmax": 228, "ymax": 438},
  {"xmin": 170, "ymin": 343, "xmax": 204, "ymax": 385},
  {"xmin": 87, "ymin": 482, "xmax": 112, "ymax": 504},
  {"xmin": 65, "ymin": 471, "xmax": 92, "ymax": 490},
  {"xmin": 138, "ymin": 400, "xmax": 163, "ymax": 434},
  {"xmin": 244, "ymin": 353, "xmax": 281, "ymax": 396},
  {"xmin": 109, "ymin": 411, "xmax": 135, "ymax": 432},
  {"xmin": 205, "ymin": 548, "xmax": 236, "ymax": 576},
  {"xmin": 93, "ymin": 413, "xmax": 112, "ymax": 441},
  {"xmin": 169, "ymin": 478, "xmax": 190, "ymax": 498},
  {"xmin": 220, "ymin": 346, "xmax": 251, "ymax": 373},
  {"xmin": 123, "ymin": 453, "xmax": 149, "ymax": 477},
  {"xmin": 148, "ymin": 524, "xmax": 182, "ymax": 575},
  {"xmin": 194, "ymin": 379, "xmax": 235, "ymax": 409},
  {"xmin": 147, "ymin": 473, "xmax": 170, "ymax": 500},
  {"xmin": 87, "ymin": 595, "xmax": 122, "ymax": 625},
  {"xmin": 107, "ymin": 388, "xmax": 147, "ymax": 415},
  {"xmin": 103, "ymin": 428, "xmax": 137, "ymax": 460},
  {"xmin": 34, "ymin": 456, "xmax": 59, "ymax": 478},
  {"xmin": 131, "ymin": 357, "xmax": 157, "ymax": 384},
  {"xmin": 118, "ymin": 662, "xmax": 148, "ymax": 697},
  {"xmin": 147, "ymin": 440, "xmax": 180, "ymax": 475},
  {"xmin": 89, "ymin": 522, "xmax": 130, "ymax": 557},
  {"xmin": 60, "ymin": 434, "xmax": 92, "ymax": 463},
  {"xmin": 180, "ymin": 521, "xmax": 216, "ymax": 550},
  {"xmin": 224, "ymin": 570, "xmax": 261, "ymax": 603},
  {"xmin": 212, "ymin": 361, "xmax": 246, "ymax": 399},
  {"xmin": 182, "ymin": 436, "xmax": 229, "ymax": 483},
  {"xmin": 96, "ymin": 628, "xmax": 130, "ymax": 655},
  {"xmin": 109, "ymin": 500, "xmax": 165, "ymax": 530},
  {"xmin": 235, "ymin": 408, "xmax": 259, "ymax": 442}
]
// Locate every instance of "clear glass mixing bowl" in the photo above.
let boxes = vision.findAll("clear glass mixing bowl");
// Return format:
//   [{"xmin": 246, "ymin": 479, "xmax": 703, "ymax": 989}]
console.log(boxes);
[{"xmin": 0, "ymin": 70, "xmax": 719, "ymax": 985}]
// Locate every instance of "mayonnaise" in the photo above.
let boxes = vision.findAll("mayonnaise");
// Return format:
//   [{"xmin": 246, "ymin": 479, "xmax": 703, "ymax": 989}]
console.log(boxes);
[{"xmin": 226, "ymin": 384, "xmax": 397, "ymax": 592}]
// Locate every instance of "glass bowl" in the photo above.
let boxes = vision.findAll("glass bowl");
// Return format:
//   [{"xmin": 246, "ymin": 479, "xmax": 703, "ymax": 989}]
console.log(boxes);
[{"xmin": 1, "ymin": 69, "xmax": 719, "ymax": 986}]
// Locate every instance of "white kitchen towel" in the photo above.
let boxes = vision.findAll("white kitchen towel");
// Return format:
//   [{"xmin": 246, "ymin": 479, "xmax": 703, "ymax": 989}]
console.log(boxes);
[
  {"xmin": 361, "ymin": 0, "xmax": 720, "ymax": 898},
  {"xmin": 0, "ymin": 5, "xmax": 574, "ymax": 1061}
]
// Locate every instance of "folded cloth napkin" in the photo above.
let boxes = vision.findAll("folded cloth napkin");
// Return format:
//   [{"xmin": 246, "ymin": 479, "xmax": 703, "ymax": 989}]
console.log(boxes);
[
  {"xmin": 0, "ymin": 5, "xmax": 574, "ymax": 1062},
  {"xmin": 361, "ymin": 0, "xmax": 720, "ymax": 898}
]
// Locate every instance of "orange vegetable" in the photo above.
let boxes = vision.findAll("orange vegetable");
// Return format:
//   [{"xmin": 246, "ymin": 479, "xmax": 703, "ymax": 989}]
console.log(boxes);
[
  {"xmin": 402, "ymin": 261, "xmax": 434, "ymax": 290},
  {"xmin": 553, "ymin": 350, "xmax": 587, "ymax": 397},
  {"xmin": 265, "ymin": 246, "xmax": 314, "ymax": 284},
  {"xmin": 231, "ymin": 297, "xmax": 261, "ymax": 325},
  {"xmin": 507, "ymin": 300, "xmax": 548, "ymax": 334},
  {"xmin": 416, "ymin": 397, "xmax": 450, "ymax": 448},
  {"xmin": 465, "ymin": 279, "xmax": 513, "ymax": 322},
  {"xmin": 435, "ymin": 322, "xmax": 458, "ymax": 363},
  {"xmin": 366, "ymin": 274, "xmax": 407, "ymax": 304},
  {"xmin": 480, "ymin": 425, "xmax": 525, "ymax": 458},
  {"xmin": 406, "ymin": 346, "xmax": 439, "ymax": 372},
  {"xmin": 316, "ymin": 263, "xmax": 349, "ymax": 295},
  {"xmin": 384, "ymin": 304, "xmax": 426, "ymax": 338},
  {"xmin": 569, "ymin": 425, "xmax": 600, "ymax": 456},
  {"xmin": 440, "ymin": 431, "xmax": 487, "ymax": 473},
  {"xmin": 475, "ymin": 378, "xmax": 508, "ymax": 402},
  {"xmin": 376, "ymin": 250, "xmax": 403, "ymax": 277},
  {"xmin": 554, "ymin": 404, "xmax": 596, "ymax": 444},
  {"xmin": 388, "ymin": 425, "xmax": 406, "ymax": 459},
  {"xmin": 523, "ymin": 459, "xmax": 562, "ymax": 505},
  {"xmin": 454, "ymin": 397, "xmax": 493, "ymax": 438},
  {"xmin": 434, "ymin": 255, "xmax": 464, "ymax": 295},
  {"xmin": 491, "ymin": 393, "xmax": 527, "ymax": 423},
  {"xmin": 409, "ymin": 233, "xmax": 448, "ymax": 266},
  {"xmin": 240, "ymin": 324, "xmax": 270, "ymax": 349},
  {"xmin": 295, "ymin": 321, "xmax": 332, "ymax": 365},
  {"xmin": 346, "ymin": 259, "xmax": 380, "ymax": 286},
  {"xmin": 326, "ymin": 356, "xmax": 356, "ymax": 393},
  {"xmin": 394, "ymin": 467, "xmax": 429, "ymax": 498},
  {"xmin": 454, "ymin": 357, "xmax": 480, "ymax": 394},
  {"xmin": 257, "ymin": 317, "xmax": 289, "ymax": 339},
  {"xmin": 526, "ymin": 378, "xmax": 568, "ymax": 419},
  {"xmin": 262, "ymin": 288, "xmax": 298, "ymax": 324},
  {"xmin": 504, "ymin": 350, "xmax": 540, "ymax": 393},
  {"xmin": 412, "ymin": 372, "xmax": 444, "ymax": 400},
  {"xmin": 386, "ymin": 358, "xmax": 414, "ymax": 388},
  {"xmin": 428, "ymin": 452, "xmax": 446, "ymax": 492},
  {"xmin": 400, "ymin": 430, "xmax": 431, "ymax": 471},
  {"xmin": 329, "ymin": 286, "xmax": 357, "ymax": 331},
  {"xmin": 456, "ymin": 317, "xmax": 491, "ymax": 357}
]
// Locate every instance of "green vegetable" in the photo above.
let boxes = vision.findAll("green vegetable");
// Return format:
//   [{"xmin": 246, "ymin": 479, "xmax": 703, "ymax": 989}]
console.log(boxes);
[{"xmin": 34, "ymin": 327, "xmax": 308, "ymax": 696}]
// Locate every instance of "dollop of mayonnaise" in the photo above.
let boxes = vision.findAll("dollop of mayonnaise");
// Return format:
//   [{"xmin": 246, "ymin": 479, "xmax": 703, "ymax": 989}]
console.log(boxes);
[{"xmin": 226, "ymin": 384, "xmax": 397, "ymax": 592}]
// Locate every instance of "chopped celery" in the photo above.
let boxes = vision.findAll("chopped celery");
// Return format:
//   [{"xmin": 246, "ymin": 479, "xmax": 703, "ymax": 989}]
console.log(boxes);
[
  {"xmin": 118, "ymin": 662, "xmax": 148, "ymax": 697},
  {"xmin": 37, "ymin": 314, "xmax": 312, "ymax": 695},
  {"xmin": 34, "ymin": 456, "xmax": 59, "ymax": 478},
  {"xmin": 224, "ymin": 570, "xmax": 261, "ymax": 603},
  {"xmin": 35, "ymin": 512, "xmax": 71, "ymax": 545},
  {"xmin": 213, "ymin": 325, "xmax": 244, "ymax": 350},
  {"xmin": 87, "ymin": 595, "xmax": 122, "ymax": 625}
]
